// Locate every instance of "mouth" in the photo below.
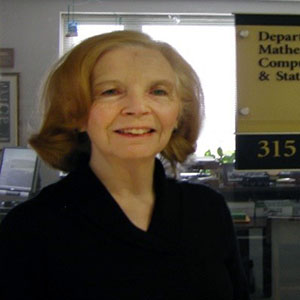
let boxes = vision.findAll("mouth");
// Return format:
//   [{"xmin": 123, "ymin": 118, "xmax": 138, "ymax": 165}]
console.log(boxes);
[{"xmin": 114, "ymin": 128, "xmax": 155, "ymax": 136}]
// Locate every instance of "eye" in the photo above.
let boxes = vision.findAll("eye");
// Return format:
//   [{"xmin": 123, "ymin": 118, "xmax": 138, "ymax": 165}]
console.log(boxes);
[
  {"xmin": 101, "ymin": 88, "xmax": 119, "ymax": 96},
  {"xmin": 151, "ymin": 88, "xmax": 168, "ymax": 96}
]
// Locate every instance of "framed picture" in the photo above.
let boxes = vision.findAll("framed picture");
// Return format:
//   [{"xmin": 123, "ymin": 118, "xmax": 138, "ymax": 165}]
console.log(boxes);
[
  {"xmin": 0, "ymin": 73, "xmax": 19, "ymax": 147},
  {"xmin": 0, "ymin": 49, "xmax": 14, "ymax": 68}
]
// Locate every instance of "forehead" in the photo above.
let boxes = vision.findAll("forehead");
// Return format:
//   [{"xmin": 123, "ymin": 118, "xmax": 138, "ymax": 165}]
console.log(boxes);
[{"xmin": 92, "ymin": 46, "xmax": 177, "ymax": 81}]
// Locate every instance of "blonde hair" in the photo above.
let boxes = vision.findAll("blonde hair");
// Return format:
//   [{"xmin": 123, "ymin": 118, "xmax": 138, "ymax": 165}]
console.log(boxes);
[{"xmin": 29, "ymin": 30, "xmax": 204, "ymax": 171}]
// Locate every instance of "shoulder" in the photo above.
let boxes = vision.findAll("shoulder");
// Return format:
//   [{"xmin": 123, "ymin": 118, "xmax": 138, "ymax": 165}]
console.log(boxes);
[
  {"xmin": 176, "ymin": 180, "xmax": 227, "ymax": 209},
  {"xmin": 22, "ymin": 171, "xmax": 77, "ymax": 207},
  {"xmin": 172, "ymin": 181, "xmax": 236, "ymax": 252},
  {"xmin": 169, "ymin": 179, "xmax": 232, "ymax": 226},
  {"xmin": 179, "ymin": 180, "xmax": 222, "ymax": 197},
  {"xmin": 0, "ymin": 173, "xmax": 77, "ymax": 232}
]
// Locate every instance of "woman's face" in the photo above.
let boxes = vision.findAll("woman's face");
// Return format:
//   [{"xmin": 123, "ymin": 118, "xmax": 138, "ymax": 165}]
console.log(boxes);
[{"xmin": 86, "ymin": 46, "xmax": 181, "ymax": 164}]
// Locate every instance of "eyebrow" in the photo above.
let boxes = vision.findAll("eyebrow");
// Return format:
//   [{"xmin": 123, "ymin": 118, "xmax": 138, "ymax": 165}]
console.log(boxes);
[
  {"xmin": 149, "ymin": 80, "xmax": 176, "ymax": 89},
  {"xmin": 92, "ymin": 80, "xmax": 120, "ymax": 89},
  {"xmin": 92, "ymin": 79, "xmax": 176, "ymax": 89}
]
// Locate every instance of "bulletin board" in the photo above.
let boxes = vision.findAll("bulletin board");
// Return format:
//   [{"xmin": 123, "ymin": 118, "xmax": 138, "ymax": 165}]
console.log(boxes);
[{"xmin": 235, "ymin": 14, "xmax": 300, "ymax": 169}]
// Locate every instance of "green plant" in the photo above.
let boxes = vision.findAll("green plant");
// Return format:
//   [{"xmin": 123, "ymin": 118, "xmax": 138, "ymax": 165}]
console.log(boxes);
[{"xmin": 204, "ymin": 147, "xmax": 235, "ymax": 164}]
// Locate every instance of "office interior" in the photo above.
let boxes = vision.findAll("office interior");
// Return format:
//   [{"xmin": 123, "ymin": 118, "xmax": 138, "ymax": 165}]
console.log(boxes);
[{"xmin": 1, "ymin": 0, "xmax": 300, "ymax": 299}]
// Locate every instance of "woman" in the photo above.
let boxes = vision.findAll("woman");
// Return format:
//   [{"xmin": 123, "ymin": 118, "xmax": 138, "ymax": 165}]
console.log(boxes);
[{"xmin": 0, "ymin": 31, "xmax": 249, "ymax": 299}]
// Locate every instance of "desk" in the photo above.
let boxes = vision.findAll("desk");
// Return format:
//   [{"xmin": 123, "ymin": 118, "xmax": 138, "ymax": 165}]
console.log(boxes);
[
  {"xmin": 0, "ymin": 195, "xmax": 27, "ymax": 222},
  {"xmin": 220, "ymin": 185, "xmax": 300, "ymax": 202},
  {"xmin": 217, "ymin": 184, "xmax": 300, "ymax": 297},
  {"xmin": 235, "ymin": 217, "xmax": 271, "ymax": 298},
  {"xmin": 269, "ymin": 217, "xmax": 300, "ymax": 299}
]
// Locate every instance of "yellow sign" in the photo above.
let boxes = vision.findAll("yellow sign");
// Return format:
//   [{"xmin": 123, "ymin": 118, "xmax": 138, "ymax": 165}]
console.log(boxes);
[{"xmin": 236, "ymin": 17, "xmax": 300, "ymax": 133}]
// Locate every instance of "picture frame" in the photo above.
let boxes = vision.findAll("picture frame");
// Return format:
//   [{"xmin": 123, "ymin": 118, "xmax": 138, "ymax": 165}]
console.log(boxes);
[
  {"xmin": 0, "ymin": 73, "xmax": 19, "ymax": 147},
  {"xmin": 0, "ymin": 49, "xmax": 14, "ymax": 68}
]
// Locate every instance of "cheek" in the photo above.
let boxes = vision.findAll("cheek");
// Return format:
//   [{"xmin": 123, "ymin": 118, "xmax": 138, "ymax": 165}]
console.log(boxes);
[
  {"xmin": 86, "ymin": 105, "xmax": 109, "ymax": 131},
  {"xmin": 161, "ymin": 105, "xmax": 180, "ymax": 130},
  {"xmin": 86, "ymin": 110, "xmax": 107, "ymax": 143},
  {"xmin": 87, "ymin": 111, "xmax": 100, "ymax": 132}
]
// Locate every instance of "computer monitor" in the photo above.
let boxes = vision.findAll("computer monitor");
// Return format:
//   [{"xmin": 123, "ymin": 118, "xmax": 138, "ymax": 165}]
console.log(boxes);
[{"xmin": 0, "ymin": 147, "xmax": 40, "ymax": 196}]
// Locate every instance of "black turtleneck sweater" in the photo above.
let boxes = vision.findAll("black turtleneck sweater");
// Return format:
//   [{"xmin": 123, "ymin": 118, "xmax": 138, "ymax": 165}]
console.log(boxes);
[{"xmin": 0, "ymin": 159, "xmax": 249, "ymax": 300}]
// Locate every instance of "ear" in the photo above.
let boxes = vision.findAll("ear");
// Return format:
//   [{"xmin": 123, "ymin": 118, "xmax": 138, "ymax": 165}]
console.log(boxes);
[
  {"xmin": 175, "ymin": 102, "xmax": 183, "ymax": 129},
  {"xmin": 78, "ymin": 119, "xmax": 88, "ymax": 132},
  {"xmin": 174, "ymin": 118, "xmax": 180, "ymax": 130}
]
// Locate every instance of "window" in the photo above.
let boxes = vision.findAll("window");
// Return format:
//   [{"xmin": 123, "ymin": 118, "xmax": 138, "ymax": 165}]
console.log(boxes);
[{"xmin": 61, "ymin": 14, "xmax": 236, "ymax": 157}]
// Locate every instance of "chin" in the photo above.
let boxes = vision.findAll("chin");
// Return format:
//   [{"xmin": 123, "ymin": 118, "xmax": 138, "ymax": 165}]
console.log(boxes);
[
  {"xmin": 119, "ymin": 153, "xmax": 156, "ymax": 161},
  {"xmin": 115, "ymin": 145, "xmax": 164, "ymax": 159},
  {"xmin": 113, "ymin": 149, "xmax": 159, "ymax": 161}
]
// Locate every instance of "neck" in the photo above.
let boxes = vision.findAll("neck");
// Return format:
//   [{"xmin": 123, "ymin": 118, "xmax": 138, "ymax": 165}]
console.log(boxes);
[
  {"xmin": 89, "ymin": 155, "xmax": 158, "ymax": 231},
  {"xmin": 89, "ymin": 156, "xmax": 156, "ymax": 199}
]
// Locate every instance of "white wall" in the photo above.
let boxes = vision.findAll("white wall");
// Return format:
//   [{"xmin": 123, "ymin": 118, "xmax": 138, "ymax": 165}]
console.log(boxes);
[{"xmin": 1, "ymin": 0, "xmax": 300, "ymax": 185}]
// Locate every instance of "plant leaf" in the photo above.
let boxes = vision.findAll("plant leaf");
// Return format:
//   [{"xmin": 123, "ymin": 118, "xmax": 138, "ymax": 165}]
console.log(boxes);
[{"xmin": 217, "ymin": 147, "xmax": 223, "ymax": 157}]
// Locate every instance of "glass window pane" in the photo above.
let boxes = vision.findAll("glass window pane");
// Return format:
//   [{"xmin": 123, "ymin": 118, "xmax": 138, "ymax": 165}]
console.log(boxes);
[
  {"xmin": 64, "ymin": 25, "xmax": 124, "ymax": 52},
  {"xmin": 143, "ymin": 25, "xmax": 236, "ymax": 157}
]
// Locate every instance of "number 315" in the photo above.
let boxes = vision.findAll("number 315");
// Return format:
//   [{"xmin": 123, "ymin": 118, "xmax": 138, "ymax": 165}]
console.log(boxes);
[{"xmin": 257, "ymin": 140, "xmax": 297, "ymax": 158}]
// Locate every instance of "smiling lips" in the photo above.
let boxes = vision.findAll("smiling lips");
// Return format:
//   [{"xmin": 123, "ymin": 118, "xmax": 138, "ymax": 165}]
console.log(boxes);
[{"xmin": 115, "ymin": 128, "xmax": 155, "ymax": 136}]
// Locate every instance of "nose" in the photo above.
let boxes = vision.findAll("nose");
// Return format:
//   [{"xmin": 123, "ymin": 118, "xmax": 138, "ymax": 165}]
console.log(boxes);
[{"xmin": 122, "ymin": 90, "xmax": 151, "ymax": 116}]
